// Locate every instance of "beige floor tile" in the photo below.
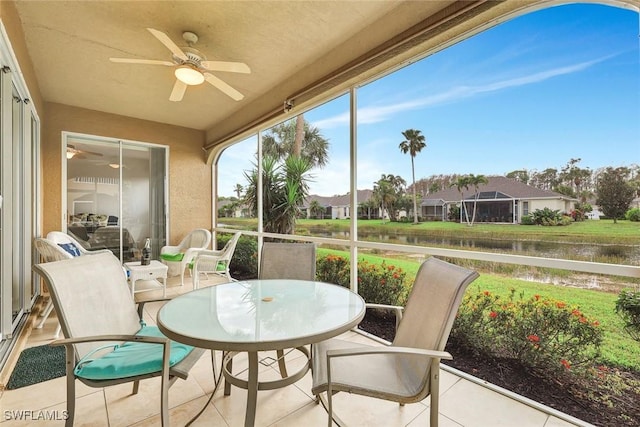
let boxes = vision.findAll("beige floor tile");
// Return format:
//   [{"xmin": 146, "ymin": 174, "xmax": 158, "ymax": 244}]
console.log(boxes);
[
  {"xmin": 438, "ymin": 378, "xmax": 549, "ymax": 427},
  {"xmin": 319, "ymin": 392, "xmax": 428, "ymax": 426},
  {"xmin": 267, "ymin": 400, "xmax": 331, "ymax": 426},
  {"xmin": 131, "ymin": 394, "xmax": 227, "ymax": 427},
  {"xmin": 102, "ymin": 373, "xmax": 206, "ymax": 427},
  {"xmin": 544, "ymin": 416, "xmax": 585, "ymax": 427},
  {"xmin": 212, "ymin": 367, "xmax": 315, "ymax": 427}
]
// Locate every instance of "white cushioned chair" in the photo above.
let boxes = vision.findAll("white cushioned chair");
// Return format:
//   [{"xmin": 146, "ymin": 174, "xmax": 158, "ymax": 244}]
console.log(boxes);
[
  {"xmin": 160, "ymin": 228, "xmax": 211, "ymax": 286},
  {"xmin": 33, "ymin": 252, "xmax": 204, "ymax": 427},
  {"xmin": 191, "ymin": 232, "xmax": 242, "ymax": 289},
  {"xmin": 311, "ymin": 257, "xmax": 479, "ymax": 427}
]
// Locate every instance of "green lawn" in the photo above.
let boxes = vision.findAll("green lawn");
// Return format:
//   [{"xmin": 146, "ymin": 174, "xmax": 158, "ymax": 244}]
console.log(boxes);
[{"xmin": 316, "ymin": 247, "xmax": 640, "ymax": 370}]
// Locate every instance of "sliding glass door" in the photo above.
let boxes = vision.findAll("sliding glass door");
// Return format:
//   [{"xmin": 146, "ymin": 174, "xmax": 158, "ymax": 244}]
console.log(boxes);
[
  {"xmin": 64, "ymin": 134, "xmax": 167, "ymax": 262},
  {"xmin": 0, "ymin": 63, "xmax": 38, "ymax": 352}
]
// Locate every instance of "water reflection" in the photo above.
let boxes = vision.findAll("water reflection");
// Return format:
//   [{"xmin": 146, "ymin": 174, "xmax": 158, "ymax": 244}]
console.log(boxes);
[{"xmin": 308, "ymin": 227, "xmax": 639, "ymax": 264}]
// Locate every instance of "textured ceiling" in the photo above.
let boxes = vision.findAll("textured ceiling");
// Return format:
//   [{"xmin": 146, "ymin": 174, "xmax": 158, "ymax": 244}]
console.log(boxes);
[{"xmin": 13, "ymin": 1, "xmax": 514, "ymax": 146}]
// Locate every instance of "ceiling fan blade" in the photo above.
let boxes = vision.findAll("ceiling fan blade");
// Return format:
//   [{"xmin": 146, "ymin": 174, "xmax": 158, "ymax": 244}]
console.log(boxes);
[
  {"xmin": 83, "ymin": 150, "xmax": 103, "ymax": 157},
  {"xmin": 200, "ymin": 61, "xmax": 251, "ymax": 74},
  {"xmin": 204, "ymin": 73, "xmax": 244, "ymax": 101},
  {"xmin": 169, "ymin": 80, "xmax": 187, "ymax": 102},
  {"xmin": 110, "ymin": 58, "xmax": 174, "ymax": 66},
  {"xmin": 147, "ymin": 28, "xmax": 188, "ymax": 61}
]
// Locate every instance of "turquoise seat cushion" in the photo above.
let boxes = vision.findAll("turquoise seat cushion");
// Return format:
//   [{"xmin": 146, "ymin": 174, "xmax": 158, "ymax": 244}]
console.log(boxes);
[
  {"xmin": 74, "ymin": 326, "xmax": 194, "ymax": 380},
  {"xmin": 160, "ymin": 252, "xmax": 184, "ymax": 262}
]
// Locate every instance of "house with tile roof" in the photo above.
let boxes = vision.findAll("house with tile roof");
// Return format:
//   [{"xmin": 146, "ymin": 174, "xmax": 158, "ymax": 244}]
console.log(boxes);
[
  {"xmin": 421, "ymin": 176, "xmax": 578, "ymax": 224},
  {"xmin": 303, "ymin": 190, "xmax": 378, "ymax": 219}
]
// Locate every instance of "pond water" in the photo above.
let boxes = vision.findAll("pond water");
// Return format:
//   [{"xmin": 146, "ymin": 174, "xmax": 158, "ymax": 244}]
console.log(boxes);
[{"xmin": 307, "ymin": 228, "xmax": 640, "ymax": 265}]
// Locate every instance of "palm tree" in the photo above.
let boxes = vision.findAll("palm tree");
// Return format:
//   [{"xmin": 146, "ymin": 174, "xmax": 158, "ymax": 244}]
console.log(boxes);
[
  {"xmin": 373, "ymin": 174, "xmax": 406, "ymax": 222},
  {"xmin": 233, "ymin": 183, "xmax": 244, "ymax": 198},
  {"xmin": 262, "ymin": 117, "xmax": 329, "ymax": 168},
  {"xmin": 309, "ymin": 200, "xmax": 323, "ymax": 219},
  {"xmin": 243, "ymin": 155, "xmax": 312, "ymax": 234},
  {"xmin": 399, "ymin": 129, "xmax": 426, "ymax": 224},
  {"xmin": 450, "ymin": 176, "xmax": 471, "ymax": 225},
  {"xmin": 467, "ymin": 174, "xmax": 488, "ymax": 226},
  {"xmin": 247, "ymin": 116, "xmax": 329, "ymax": 233}
]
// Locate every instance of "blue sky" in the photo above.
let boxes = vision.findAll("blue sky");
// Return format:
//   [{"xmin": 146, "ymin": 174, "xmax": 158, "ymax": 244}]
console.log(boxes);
[{"xmin": 219, "ymin": 3, "xmax": 639, "ymax": 197}]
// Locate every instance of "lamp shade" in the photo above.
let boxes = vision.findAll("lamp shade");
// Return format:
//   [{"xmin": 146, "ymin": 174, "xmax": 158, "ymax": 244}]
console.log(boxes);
[{"xmin": 175, "ymin": 66, "xmax": 205, "ymax": 85}]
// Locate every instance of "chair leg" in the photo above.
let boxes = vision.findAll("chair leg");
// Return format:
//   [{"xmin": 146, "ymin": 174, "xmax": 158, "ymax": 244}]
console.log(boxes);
[
  {"xmin": 132, "ymin": 380, "xmax": 140, "ymax": 395},
  {"xmin": 180, "ymin": 269, "xmax": 185, "ymax": 287},
  {"xmin": 63, "ymin": 345, "xmax": 76, "ymax": 427},
  {"xmin": 430, "ymin": 359, "xmax": 441, "ymax": 427},
  {"xmin": 35, "ymin": 300, "xmax": 55, "ymax": 328},
  {"xmin": 160, "ymin": 342, "xmax": 171, "ymax": 427}
]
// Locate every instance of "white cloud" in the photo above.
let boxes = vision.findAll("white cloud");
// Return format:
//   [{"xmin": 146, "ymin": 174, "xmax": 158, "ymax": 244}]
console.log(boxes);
[{"xmin": 312, "ymin": 57, "xmax": 607, "ymax": 129}]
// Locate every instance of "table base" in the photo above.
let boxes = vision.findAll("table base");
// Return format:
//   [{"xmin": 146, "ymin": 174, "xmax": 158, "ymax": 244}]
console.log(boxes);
[{"xmin": 223, "ymin": 347, "xmax": 310, "ymax": 426}]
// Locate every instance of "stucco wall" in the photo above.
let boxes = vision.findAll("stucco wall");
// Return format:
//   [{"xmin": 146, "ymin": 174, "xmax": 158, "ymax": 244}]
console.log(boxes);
[
  {"xmin": 42, "ymin": 103, "xmax": 210, "ymax": 244},
  {"xmin": 0, "ymin": 1, "xmax": 44, "ymax": 114},
  {"xmin": 528, "ymin": 199, "xmax": 569, "ymax": 214}
]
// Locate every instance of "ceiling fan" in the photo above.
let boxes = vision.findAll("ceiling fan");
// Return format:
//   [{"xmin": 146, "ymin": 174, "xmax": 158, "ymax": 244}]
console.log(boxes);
[
  {"xmin": 110, "ymin": 28, "xmax": 250, "ymax": 102},
  {"xmin": 66, "ymin": 145, "xmax": 103, "ymax": 160}
]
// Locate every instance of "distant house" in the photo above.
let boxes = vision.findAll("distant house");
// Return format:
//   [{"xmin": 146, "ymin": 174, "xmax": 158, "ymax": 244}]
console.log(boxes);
[
  {"xmin": 303, "ymin": 190, "xmax": 378, "ymax": 219},
  {"xmin": 421, "ymin": 176, "xmax": 578, "ymax": 224}
]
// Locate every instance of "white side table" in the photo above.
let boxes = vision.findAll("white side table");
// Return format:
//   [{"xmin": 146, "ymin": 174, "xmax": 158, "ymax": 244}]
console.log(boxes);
[{"xmin": 124, "ymin": 260, "xmax": 168, "ymax": 298}]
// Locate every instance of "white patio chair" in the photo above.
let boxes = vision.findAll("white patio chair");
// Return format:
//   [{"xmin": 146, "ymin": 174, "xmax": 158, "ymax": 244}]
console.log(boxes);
[
  {"xmin": 191, "ymin": 232, "xmax": 242, "ymax": 289},
  {"xmin": 47, "ymin": 230, "xmax": 112, "ymax": 256},
  {"xmin": 32, "ymin": 252, "xmax": 205, "ymax": 427},
  {"xmin": 311, "ymin": 257, "xmax": 479, "ymax": 427},
  {"xmin": 34, "ymin": 235, "xmax": 112, "ymax": 337},
  {"xmin": 259, "ymin": 242, "xmax": 316, "ymax": 376},
  {"xmin": 160, "ymin": 228, "xmax": 211, "ymax": 286}
]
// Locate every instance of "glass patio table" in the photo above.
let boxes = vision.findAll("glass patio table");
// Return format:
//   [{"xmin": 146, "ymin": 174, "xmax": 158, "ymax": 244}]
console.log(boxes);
[{"xmin": 157, "ymin": 279, "xmax": 366, "ymax": 426}]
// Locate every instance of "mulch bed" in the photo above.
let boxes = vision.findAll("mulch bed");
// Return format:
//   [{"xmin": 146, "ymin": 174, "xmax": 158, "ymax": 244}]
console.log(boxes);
[{"xmin": 358, "ymin": 311, "xmax": 640, "ymax": 427}]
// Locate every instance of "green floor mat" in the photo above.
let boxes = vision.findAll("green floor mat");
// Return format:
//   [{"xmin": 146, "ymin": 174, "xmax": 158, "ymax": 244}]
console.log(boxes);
[{"xmin": 6, "ymin": 344, "xmax": 65, "ymax": 389}]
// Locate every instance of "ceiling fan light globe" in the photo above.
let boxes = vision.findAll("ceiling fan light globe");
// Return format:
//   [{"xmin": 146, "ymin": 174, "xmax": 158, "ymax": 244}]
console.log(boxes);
[{"xmin": 175, "ymin": 66, "xmax": 204, "ymax": 86}]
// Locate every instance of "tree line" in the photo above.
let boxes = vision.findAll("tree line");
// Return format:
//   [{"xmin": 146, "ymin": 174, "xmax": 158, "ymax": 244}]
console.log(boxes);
[{"xmin": 413, "ymin": 158, "xmax": 640, "ymax": 203}]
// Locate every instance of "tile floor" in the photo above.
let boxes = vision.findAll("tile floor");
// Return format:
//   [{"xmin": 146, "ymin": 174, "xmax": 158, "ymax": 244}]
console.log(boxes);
[{"xmin": 0, "ymin": 273, "xmax": 594, "ymax": 427}]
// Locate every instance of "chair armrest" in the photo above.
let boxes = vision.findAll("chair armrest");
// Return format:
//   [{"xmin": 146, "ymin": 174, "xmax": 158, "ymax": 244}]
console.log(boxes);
[
  {"xmin": 365, "ymin": 303, "xmax": 404, "ymax": 331},
  {"xmin": 51, "ymin": 333, "xmax": 169, "ymax": 347},
  {"xmin": 326, "ymin": 346, "xmax": 452, "ymax": 361},
  {"xmin": 194, "ymin": 248, "xmax": 225, "ymax": 258},
  {"xmin": 182, "ymin": 247, "xmax": 204, "ymax": 264},
  {"xmin": 160, "ymin": 245, "xmax": 181, "ymax": 255}
]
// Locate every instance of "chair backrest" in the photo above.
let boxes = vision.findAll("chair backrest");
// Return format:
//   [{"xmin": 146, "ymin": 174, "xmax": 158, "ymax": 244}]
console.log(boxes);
[
  {"xmin": 259, "ymin": 242, "xmax": 316, "ymax": 280},
  {"xmin": 47, "ymin": 231, "xmax": 89, "ymax": 254},
  {"xmin": 34, "ymin": 237, "xmax": 74, "ymax": 262},
  {"xmin": 194, "ymin": 232, "xmax": 242, "ymax": 273},
  {"xmin": 179, "ymin": 228, "xmax": 211, "ymax": 251},
  {"xmin": 218, "ymin": 232, "xmax": 241, "ymax": 261},
  {"xmin": 393, "ymin": 257, "xmax": 479, "ymax": 351},
  {"xmin": 32, "ymin": 252, "xmax": 141, "ymax": 359}
]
